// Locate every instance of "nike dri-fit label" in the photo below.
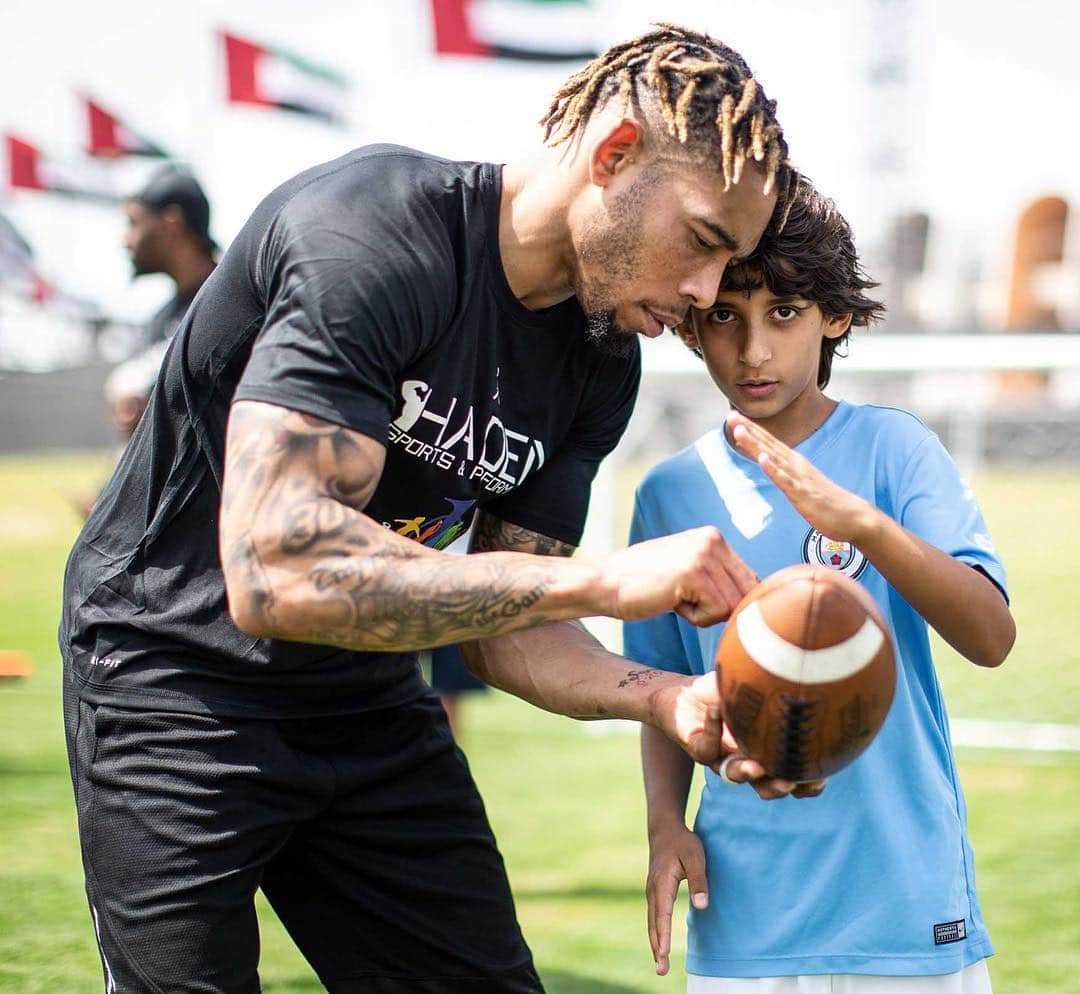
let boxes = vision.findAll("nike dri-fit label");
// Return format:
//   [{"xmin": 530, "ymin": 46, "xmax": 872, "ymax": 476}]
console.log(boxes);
[{"xmin": 934, "ymin": 920, "xmax": 967, "ymax": 945}]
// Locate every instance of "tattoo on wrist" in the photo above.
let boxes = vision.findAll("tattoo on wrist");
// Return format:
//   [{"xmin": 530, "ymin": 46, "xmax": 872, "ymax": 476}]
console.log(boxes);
[{"xmin": 618, "ymin": 668, "xmax": 665, "ymax": 689}]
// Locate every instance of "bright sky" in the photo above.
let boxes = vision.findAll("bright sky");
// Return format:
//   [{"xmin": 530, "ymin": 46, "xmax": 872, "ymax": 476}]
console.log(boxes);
[{"xmin": 1, "ymin": 0, "xmax": 1078, "ymax": 321}]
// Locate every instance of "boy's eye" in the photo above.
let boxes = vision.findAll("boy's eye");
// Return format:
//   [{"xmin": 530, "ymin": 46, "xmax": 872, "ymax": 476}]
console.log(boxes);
[
  {"xmin": 706, "ymin": 308, "xmax": 736, "ymax": 325},
  {"xmin": 773, "ymin": 305, "xmax": 800, "ymax": 321}
]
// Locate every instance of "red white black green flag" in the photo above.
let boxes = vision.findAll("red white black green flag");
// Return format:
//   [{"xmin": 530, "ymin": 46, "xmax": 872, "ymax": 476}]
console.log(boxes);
[
  {"xmin": 222, "ymin": 31, "xmax": 349, "ymax": 124},
  {"xmin": 84, "ymin": 97, "xmax": 170, "ymax": 159},
  {"xmin": 431, "ymin": 0, "xmax": 598, "ymax": 61},
  {"xmin": 6, "ymin": 134, "xmax": 121, "ymax": 202}
]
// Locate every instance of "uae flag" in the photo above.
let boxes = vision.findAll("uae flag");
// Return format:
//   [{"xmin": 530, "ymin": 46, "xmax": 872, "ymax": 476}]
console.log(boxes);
[
  {"xmin": 431, "ymin": 0, "xmax": 598, "ymax": 61},
  {"xmin": 85, "ymin": 97, "xmax": 169, "ymax": 158},
  {"xmin": 222, "ymin": 31, "xmax": 349, "ymax": 124},
  {"xmin": 6, "ymin": 134, "xmax": 122, "ymax": 202}
]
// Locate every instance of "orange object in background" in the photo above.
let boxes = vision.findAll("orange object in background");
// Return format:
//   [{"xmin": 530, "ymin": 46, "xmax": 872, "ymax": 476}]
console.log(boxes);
[
  {"xmin": 0, "ymin": 651, "xmax": 33, "ymax": 678},
  {"xmin": 1000, "ymin": 195, "xmax": 1069, "ymax": 399}
]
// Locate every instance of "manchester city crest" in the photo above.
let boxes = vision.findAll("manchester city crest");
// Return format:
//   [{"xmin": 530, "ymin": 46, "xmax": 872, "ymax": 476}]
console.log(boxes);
[{"xmin": 802, "ymin": 528, "xmax": 868, "ymax": 579}]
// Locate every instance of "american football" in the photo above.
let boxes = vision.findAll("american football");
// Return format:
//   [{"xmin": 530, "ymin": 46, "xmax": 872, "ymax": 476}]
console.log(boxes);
[{"xmin": 716, "ymin": 564, "xmax": 896, "ymax": 782}]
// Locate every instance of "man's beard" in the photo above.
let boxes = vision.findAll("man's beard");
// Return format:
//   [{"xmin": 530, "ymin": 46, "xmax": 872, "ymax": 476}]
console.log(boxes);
[
  {"xmin": 584, "ymin": 307, "xmax": 637, "ymax": 358},
  {"xmin": 575, "ymin": 172, "xmax": 659, "ymax": 360}
]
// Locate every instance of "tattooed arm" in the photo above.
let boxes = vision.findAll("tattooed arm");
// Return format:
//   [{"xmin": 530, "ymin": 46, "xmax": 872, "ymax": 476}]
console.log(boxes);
[
  {"xmin": 462, "ymin": 512, "xmax": 674, "ymax": 722},
  {"xmin": 220, "ymin": 400, "xmax": 602, "ymax": 651},
  {"xmin": 220, "ymin": 399, "xmax": 756, "ymax": 653},
  {"xmin": 462, "ymin": 516, "xmax": 816, "ymax": 798}
]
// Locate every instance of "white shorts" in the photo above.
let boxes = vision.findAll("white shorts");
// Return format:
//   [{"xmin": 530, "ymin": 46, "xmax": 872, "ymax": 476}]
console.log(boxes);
[{"xmin": 687, "ymin": 959, "xmax": 992, "ymax": 994}]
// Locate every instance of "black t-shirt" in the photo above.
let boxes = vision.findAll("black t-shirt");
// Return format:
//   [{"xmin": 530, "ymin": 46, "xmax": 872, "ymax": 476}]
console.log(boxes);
[
  {"xmin": 143, "ymin": 289, "xmax": 198, "ymax": 348},
  {"xmin": 61, "ymin": 145, "xmax": 640, "ymax": 718}
]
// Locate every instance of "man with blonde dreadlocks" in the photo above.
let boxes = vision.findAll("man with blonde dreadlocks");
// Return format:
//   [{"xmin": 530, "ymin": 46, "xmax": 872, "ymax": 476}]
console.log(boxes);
[{"xmin": 61, "ymin": 24, "xmax": 814, "ymax": 994}]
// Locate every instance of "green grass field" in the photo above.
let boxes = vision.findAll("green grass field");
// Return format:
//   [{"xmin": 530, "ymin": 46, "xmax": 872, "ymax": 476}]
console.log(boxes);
[{"xmin": 0, "ymin": 452, "xmax": 1077, "ymax": 994}]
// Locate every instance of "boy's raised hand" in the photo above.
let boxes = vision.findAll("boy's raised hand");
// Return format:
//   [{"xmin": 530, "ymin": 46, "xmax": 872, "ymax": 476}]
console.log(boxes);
[
  {"xmin": 646, "ymin": 822, "xmax": 709, "ymax": 976},
  {"xmin": 727, "ymin": 411, "xmax": 875, "ymax": 544}
]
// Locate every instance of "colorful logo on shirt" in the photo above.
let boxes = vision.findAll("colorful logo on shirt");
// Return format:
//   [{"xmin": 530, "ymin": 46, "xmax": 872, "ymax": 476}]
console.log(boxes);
[
  {"xmin": 802, "ymin": 528, "xmax": 868, "ymax": 579},
  {"xmin": 388, "ymin": 497, "xmax": 477, "ymax": 551}
]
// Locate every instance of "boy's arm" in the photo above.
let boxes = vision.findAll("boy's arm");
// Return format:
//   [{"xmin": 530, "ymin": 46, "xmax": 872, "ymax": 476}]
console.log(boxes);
[
  {"xmin": 729, "ymin": 412, "xmax": 1015, "ymax": 668},
  {"xmin": 641, "ymin": 725, "xmax": 704, "ymax": 976}
]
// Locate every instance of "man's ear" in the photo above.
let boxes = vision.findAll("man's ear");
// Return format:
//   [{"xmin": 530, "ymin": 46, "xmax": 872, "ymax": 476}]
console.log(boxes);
[
  {"xmin": 588, "ymin": 119, "xmax": 645, "ymax": 188},
  {"xmin": 823, "ymin": 313, "xmax": 853, "ymax": 340},
  {"xmin": 160, "ymin": 205, "xmax": 185, "ymax": 236}
]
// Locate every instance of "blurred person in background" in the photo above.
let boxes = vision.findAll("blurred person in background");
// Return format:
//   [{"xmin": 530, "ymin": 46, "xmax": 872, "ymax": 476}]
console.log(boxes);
[
  {"xmin": 125, "ymin": 165, "xmax": 217, "ymax": 350},
  {"xmin": 110, "ymin": 166, "xmax": 218, "ymax": 440},
  {"xmin": 78, "ymin": 168, "xmax": 218, "ymax": 515}
]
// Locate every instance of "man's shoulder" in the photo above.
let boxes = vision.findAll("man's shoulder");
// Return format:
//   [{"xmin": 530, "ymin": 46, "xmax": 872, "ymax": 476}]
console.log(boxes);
[{"xmin": 279, "ymin": 144, "xmax": 488, "ymax": 216}]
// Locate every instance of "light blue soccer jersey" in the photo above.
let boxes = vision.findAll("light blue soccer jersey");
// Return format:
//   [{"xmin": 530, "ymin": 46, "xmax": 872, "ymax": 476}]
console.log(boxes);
[{"xmin": 624, "ymin": 401, "xmax": 1007, "ymax": 978}]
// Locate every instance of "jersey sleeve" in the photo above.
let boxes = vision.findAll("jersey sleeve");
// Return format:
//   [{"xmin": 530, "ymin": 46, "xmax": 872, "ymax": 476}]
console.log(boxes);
[
  {"xmin": 233, "ymin": 184, "xmax": 455, "ymax": 442},
  {"xmin": 482, "ymin": 346, "xmax": 641, "ymax": 546},
  {"xmin": 894, "ymin": 433, "xmax": 1009, "ymax": 601},
  {"xmin": 622, "ymin": 490, "xmax": 694, "ymax": 676}
]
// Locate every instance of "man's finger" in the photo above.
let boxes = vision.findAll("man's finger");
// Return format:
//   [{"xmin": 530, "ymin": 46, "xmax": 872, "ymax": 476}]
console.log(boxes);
[
  {"xmin": 725, "ymin": 760, "xmax": 797, "ymax": 800},
  {"xmin": 750, "ymin": 776, "xmax": 797, "ymax": 800},
  {"xmin": 793, "ymin": 779, "xmax": 827, "ymax": 798},
  {"xmin": 677, "ymin": 562, "xmax": 741, "ymax": 627},
  {"xmin": 710, "ymin": 754, "xmax": 766, "ymax": 781},
  {"xmin": 717, "ymin": 544, "xmax": 760, "ymax": 596}
]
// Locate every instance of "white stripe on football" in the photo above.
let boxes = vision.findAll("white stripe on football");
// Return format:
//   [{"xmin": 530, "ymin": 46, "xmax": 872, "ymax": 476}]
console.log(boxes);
[{"xmin": 735, "ymin": 600, "xmax": 885, "ymax": 684}]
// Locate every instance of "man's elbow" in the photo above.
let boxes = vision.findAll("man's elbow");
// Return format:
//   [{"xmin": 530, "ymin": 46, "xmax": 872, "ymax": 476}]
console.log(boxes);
[
  {"xmin": 221, "ymin": 538, "xmax": 290, "ymax": 640},
  {"xmin": 224, "ymin": 575, "xmax": 281, "ymax": 640}
]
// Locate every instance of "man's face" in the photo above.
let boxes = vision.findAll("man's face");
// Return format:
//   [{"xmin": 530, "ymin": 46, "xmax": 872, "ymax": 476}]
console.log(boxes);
[
  {"xmin": 572, "ymin": 160, "xmax": 777, "ymax": 355},
  {"xmin": 123, "ymin": 201, "xmax": 170, "ymax": 277}
]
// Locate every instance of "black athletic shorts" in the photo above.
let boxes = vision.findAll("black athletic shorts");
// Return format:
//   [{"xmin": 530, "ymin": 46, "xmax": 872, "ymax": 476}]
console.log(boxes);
[{"xmin": 64, "ymin": 682, "xmax": 543, "ymax": 994}]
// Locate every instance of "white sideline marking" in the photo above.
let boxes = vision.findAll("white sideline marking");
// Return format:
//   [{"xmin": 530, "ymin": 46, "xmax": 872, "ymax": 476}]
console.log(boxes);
[
  {"xmin": 735, "ymin": 602, "xmax": 885, "ymax": 684},
  {"xmin": 951, "ymin": 719, "xmax": 1080, "ymax": 752}
]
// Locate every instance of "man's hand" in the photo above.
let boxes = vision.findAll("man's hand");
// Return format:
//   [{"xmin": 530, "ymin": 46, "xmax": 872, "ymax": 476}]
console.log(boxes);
[
  {"xmin": 650, "ymin": 673, "xmax": 826, "ymax": 800},
  {"xmin": 728, "ymin": 411, "xmax": 876, "ymax": 544},
  {"xmin": 600, "ymin": 526, "xmax": 758, "ymax": 626},
  {"xmin": 646, "ymin": 822, "xmax": 708, "ymax": 976}
]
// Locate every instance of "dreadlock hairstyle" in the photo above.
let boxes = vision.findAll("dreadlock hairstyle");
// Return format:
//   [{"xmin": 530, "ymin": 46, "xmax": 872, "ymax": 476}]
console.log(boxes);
[
  {"xmin": 540, "ymin": 23, "xmax": 797, "ymax": 226},
  {"xmin": 719, "ymin": 177, "xmax": 886, "ymax": 387}
]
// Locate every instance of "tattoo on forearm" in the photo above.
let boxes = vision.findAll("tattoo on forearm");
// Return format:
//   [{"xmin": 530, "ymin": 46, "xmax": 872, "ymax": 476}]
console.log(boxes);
[
  {"xmin": 221, "ymin": 404, "xmax": 568, "ymax": 651},
  {"xmin": 471, "ymin": 513, "xmax": 576, "ymax": 557},
  {"xmin": 618, "ymin": 669, "xmax": 664, "ymax": 689},
  {"xmin": 304, "ymin": 557, "xmax": 554, "ymax": 649}
]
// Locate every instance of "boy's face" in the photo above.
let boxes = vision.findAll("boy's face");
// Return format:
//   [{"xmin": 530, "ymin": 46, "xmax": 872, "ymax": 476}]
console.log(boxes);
[{"xmin": 681, "ymin": 280, "xmax": 851, "ymax": 444}]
